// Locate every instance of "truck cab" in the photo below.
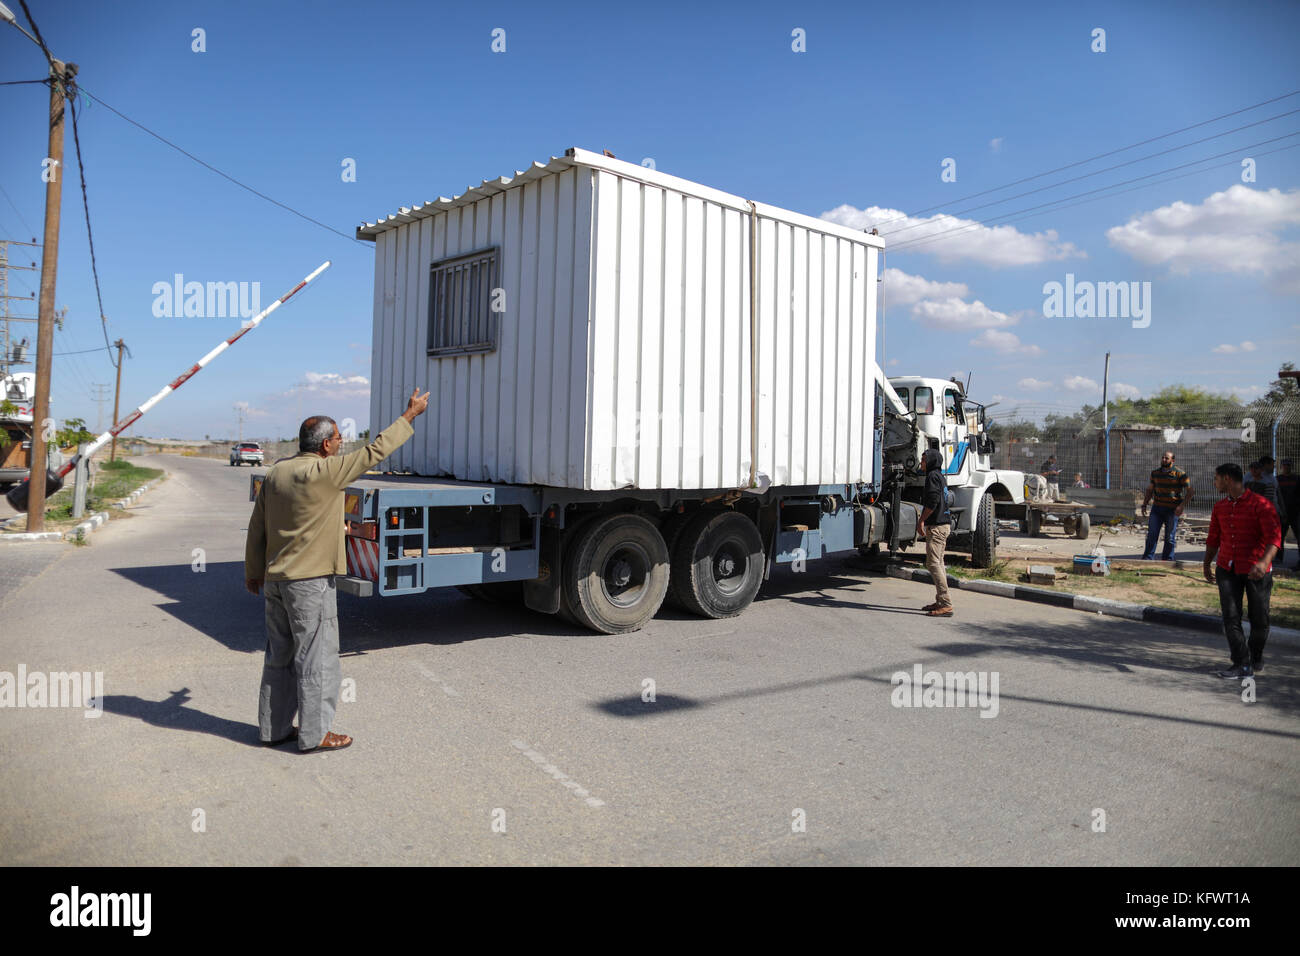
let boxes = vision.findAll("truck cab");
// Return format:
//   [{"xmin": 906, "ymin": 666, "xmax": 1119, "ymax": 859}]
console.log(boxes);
[{"xmin": 886, "ymin": 375, "xmax": 1025, "ymax": 565}]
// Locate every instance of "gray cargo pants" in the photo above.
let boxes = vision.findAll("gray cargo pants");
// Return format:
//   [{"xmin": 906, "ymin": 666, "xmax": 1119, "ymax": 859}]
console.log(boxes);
[{"xmin": 259, "ymin": 575, "xmax": 340, "ymax": 750}]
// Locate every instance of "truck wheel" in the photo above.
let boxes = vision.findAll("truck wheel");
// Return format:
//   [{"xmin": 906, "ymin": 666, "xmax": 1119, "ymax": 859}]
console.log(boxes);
[
  {"xmin": 1074, "ymin": 512, "xmax": 1091, "ymax": 540},
  {"xmin": 969, "ymin": 494, "xmax": 997, "ymax": 568},
  {"xmin": 563, "ymin": 513, "xmax": 669, "ymax": 634},
  {"xmin": 670, "ymin": 510, "xmax": 765, "ymax": 619},
  {"xmin": 1026, "ymin": 508, "xmax": 1041, "ymax": 537}
]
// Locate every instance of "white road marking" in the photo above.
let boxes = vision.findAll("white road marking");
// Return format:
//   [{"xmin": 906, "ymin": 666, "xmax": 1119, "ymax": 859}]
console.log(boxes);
[{"xmin": 511, "ymin": 739, "xmax": 605, "ymax": 808}]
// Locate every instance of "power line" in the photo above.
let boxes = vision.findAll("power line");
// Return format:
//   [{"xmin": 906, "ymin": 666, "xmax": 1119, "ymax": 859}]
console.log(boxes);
[
  {"xmin": 76, "ymin": 85, "xmax": 369, "ymax": 249},
  {"xmin": 65, "ymin": 86, "xmax": 118, "ymax": 368},
  {"xmin": 16, "ymin": 1, "xmax": 56, "ymax": 67},
  {"xmin": 888, "ymin": 136, "xmax": 1300, "ymax": 255},
  {"xmin": 54, "ymin": 345, "xmax": 111, "ymax": 356},
  {"xmin": 881, "ymin": 109, "xmax": 1300, "ymax": 240},
  {"xmin": 867, "ymin": 89, "xmax": 1300, "ymax": 231},
  {"xmin": 0, "ymin": 182, "xmax": 36, "ymax": 236}
]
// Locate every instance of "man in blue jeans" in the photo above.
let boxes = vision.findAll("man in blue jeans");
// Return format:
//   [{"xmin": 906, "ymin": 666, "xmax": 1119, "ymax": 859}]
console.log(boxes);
[{"xmin": 1141, "ymin": 450, "xmax": 1192, "ymax": 560}]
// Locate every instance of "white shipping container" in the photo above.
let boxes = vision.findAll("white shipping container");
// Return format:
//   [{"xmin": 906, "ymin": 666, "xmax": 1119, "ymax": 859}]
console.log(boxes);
[{"xmin": 358, "ymin": 147, "xmax": 883, "ymax": 491}]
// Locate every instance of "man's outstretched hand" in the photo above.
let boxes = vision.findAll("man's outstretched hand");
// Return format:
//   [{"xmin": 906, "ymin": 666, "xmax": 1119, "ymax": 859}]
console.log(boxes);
[{"xmin": 402, "ymin": 388, "xmax": 431, "ymax": 423}]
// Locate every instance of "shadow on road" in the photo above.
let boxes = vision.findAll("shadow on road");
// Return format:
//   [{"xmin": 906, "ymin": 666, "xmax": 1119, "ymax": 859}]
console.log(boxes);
[
  {"xmin": 98, "ymin": 687, "xmax": 265, "ymax": 747},
  {"xmin": 593, "ymin": 614, "xmax": 1300, "ymax": 726}
]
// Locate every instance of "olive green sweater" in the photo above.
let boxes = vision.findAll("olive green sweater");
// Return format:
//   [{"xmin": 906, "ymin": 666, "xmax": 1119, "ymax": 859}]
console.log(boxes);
[{"xmin": 245, "ymin": 416, "xmax": 414, "ymax": 582}]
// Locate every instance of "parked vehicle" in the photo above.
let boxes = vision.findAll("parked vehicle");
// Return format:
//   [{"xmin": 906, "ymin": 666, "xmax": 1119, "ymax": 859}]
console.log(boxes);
[
  {"xmin": 230, "ymin": 442, "xmax": 263, "ymax": 466},
  {"xmin": 0, "ymin": 372, "xmax": 35, "ymax": 489},
  {"xmin": 251, "ymin": 148, "xmax": 1024, "ymax": 633}
]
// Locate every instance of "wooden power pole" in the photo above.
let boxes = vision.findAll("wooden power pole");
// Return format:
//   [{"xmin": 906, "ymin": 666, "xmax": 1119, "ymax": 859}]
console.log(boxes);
[
  {"xmin": 109, "ymin": 338, "xmax": 126, "ymax": 460},
  {"xmin": 26, "ymin": 57, "xmax": 77, "ymax": 532}
]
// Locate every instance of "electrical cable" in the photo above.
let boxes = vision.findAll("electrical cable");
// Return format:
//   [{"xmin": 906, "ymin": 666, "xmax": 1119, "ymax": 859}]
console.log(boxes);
[
  {"xmin": 65, "ymin": 85, "xmax": 117, "ymax": 368},
  {"xmin": 77, "ymin": 86, "xmax": 369, "ymax": 249},
  {"xmin": 866, "ymin": 89, "xmax": 1300, "ymax": 231}
]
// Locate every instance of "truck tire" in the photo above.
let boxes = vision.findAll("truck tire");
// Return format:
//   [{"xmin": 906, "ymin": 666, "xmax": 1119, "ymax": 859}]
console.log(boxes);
[
  {"xmin": 563, "ymin": 513, "xmax": 670, "ymax": 634},
  {"xmin": 969, "ymin": 493, "xmax": 997, "ymax": 569},
  {"xmin": 1074, "ymin": 512, "xmax": 1091, "ymax": 540},
  {"xmin": 670, "ymin": 509, "xmax": 765, "ymax": 619},
  {"xmin": 1026, "ymin": 507, "xmax": 1041, "ymax": 537}
]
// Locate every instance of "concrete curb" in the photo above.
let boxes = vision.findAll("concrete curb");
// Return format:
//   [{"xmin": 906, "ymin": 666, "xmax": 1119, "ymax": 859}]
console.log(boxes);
[
  {"xmin": 884, "ymin": 563, "xmax": 1300, "ymax": 647},
  {"xmin": 0, "ymin": 529, "xmax": 62, "ymax": 543},
  {"xmin": 65, "ymin": 511, "xmax": 110, "ymax": 540},
  {"xmin": 113, "ymin": 475, "xmax": 165, "ymax": 509}
]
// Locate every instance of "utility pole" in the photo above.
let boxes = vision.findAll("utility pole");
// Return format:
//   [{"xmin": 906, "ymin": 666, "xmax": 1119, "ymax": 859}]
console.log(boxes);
[
  {"xmin": 3, "ymin": 0, "xmax": 78, "ymax": 530},
  {"xmin": 109, "ymin": 338, "xmax": 126, "ymax": 460},
  {"xmin": 1102, "ymin": 352, "xmax": 1111, "ymax": 491},
  {"xmin": 235, "ymin": 404, "xmax": 247, "ymax": 442},
  {"xmin": 91, "ymin": 382, "xmax": 111, "ymax": 432}
]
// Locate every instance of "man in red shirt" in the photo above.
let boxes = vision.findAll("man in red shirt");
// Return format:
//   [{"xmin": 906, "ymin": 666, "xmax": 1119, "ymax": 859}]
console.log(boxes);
[{"xmin": 1203, "ymin": 462, "xmax": 1281, "ymax": 679}]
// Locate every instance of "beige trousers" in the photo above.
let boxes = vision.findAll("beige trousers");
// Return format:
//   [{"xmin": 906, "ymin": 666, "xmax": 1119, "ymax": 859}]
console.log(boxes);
[{"xmin": 925, "ymin": 524, "xmax": 952, "ymax": 607}]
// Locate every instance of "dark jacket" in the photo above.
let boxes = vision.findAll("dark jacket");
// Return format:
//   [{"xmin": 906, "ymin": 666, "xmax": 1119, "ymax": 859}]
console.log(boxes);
[{"xmin": 922, "ymin": 451, "xmax": 951, "ymax": 526}]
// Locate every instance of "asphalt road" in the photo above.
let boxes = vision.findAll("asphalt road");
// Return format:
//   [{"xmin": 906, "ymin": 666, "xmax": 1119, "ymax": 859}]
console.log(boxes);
[{"xmin": 0, "ymin": 454, "xmax": 1296, "ymax": 865}]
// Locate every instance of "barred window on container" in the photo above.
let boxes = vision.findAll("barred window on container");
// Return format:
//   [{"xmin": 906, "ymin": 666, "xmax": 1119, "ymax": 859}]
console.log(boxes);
[{"xmin": 427, "ymin": 247, "xmax": 499, "ymax": 356}]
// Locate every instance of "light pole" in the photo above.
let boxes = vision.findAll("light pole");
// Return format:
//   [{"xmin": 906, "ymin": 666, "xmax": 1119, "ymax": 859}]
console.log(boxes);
[{"xmin": 1, "ymin": 1, "xmax": 78, "ymax": 531}]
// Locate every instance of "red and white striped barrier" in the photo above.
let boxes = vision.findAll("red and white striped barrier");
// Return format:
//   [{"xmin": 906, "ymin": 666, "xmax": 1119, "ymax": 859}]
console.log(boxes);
[
  {"xmin": 10, "ymin": 261, "xmax": 331, "ymax": 506},
  {"xmin": 346, "ymin": 536, "xmax": 380, "ymax": 581}
]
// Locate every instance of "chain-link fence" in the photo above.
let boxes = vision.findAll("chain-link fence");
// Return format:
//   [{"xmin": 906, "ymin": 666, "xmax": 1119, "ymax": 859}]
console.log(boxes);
[{"xmin": 988, "ymin": 399, "xmax": 1300, "ymax": 518}]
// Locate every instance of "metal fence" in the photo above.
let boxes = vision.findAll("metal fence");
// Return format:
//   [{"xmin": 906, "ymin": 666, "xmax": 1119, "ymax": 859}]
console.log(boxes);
[{"xmin": 988, "ymin": 400, "xmax": 1300, "ymax": 518}]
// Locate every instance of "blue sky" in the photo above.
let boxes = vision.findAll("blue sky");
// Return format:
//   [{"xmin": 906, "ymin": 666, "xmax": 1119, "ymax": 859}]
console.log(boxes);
[{"xmin": 1, "ymin": 0, "xmax": 1297, "ymax": 440}]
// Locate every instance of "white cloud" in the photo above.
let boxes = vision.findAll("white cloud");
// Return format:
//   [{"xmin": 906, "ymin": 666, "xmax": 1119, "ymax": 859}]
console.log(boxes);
[
  {"xmin": 1018, "ymin": 377, "xmax": 1051, "ymax": 390},
  {"xmin": 1064, "ymin": 376, "xmax": 1099, "ymax": 393},
  {"xmin": 233, "ymin": 399, "xmax": 269, "ymax": 418},
  {"xmin": 1211, "ymin": 340, "xmax": 1258, "ymax": 354},
  {"xmin": 1111, "ymin": 382, "xmax": 1142, "ymax": 400},
  {"xmin": 911, "ymin": 296, "xmax": 1016, "ymax": 329},
  {"xmin": 1218, "ymin": 384, "xmax": 1267, "ymax": 399},
  {"xmin": 1106, "ymin": 185, "xmax": 1300, "ymax": 291},
  {"xmin": 970, "ymin": 329, "xmax": 1044, "ymax": 355},
  {"xmin": 821, "ymin": 204, "xmax": 1084, "ymax": 267},
  {"xmin": 989, "ymin": 137, "xmax": 1004, "ymax": 153},
  {"xmin": 288, "ymin": 371, "xmax": 371, "ymax": 398},
  {"xmin": 882, "ymin": 267, "xmax": 969, "ymax": 306}
]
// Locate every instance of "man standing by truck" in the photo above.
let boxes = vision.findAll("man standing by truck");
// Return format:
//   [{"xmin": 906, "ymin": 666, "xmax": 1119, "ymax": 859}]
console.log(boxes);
[
  {"xmin": 918, "ymin": 449, "xmax": 953, "ymax": 617},
  {"xmin": 245, "ymin": 388, "xmax": 430, "ymax": 752}
]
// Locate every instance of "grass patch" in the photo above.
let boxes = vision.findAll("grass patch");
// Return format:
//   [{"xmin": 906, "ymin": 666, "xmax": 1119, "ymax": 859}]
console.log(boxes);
[
  {"xmin": 11, "ymin": 459, "xmax": 164, "ymax": 529},
  {"xmin": 947, "ymin": 557, "xmax": 1300, "ymax": 629}
]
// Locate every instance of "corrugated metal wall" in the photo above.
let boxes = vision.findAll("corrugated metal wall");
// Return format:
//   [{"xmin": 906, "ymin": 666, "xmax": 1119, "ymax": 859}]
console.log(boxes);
[
  {"xmin": 371, "ymin": 166, "xmax": 592, "ymax": 485},
  {"xmin": 586, "ymin": 174, "xmax": 877, "ymax": 490},
  {"xmin": 371, "ymin": 160, "xmax": 879, "ymax": 491}
]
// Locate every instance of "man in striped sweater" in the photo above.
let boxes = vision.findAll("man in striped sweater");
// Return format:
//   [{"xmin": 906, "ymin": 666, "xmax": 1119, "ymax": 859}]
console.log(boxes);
[
  {"xmin": 1203, "ymin": 462, "xmax": 1281, "ymax": 680},
  {"xmin": 1141, "ymin": 450, "xmax": 1192, "ymax": 560}
]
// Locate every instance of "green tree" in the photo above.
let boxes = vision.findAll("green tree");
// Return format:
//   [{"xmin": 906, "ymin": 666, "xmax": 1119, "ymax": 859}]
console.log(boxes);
[
  {"xmin": 55, "ymin": 417, "xmax": 95, "ymax": 448},
  {"xmin": 1264, "ymin": 362, "xmax": 1298, "ymax": 403}
]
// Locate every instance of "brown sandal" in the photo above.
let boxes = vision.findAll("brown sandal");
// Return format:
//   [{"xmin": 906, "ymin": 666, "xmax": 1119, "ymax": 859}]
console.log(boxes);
[
  {"xmin": 926, "ymin": 605, "xmax": 954, "ymax": 617},
  {"xmin": 304, "ymin": 731, "xmax": 353, "ymax": 752}
]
